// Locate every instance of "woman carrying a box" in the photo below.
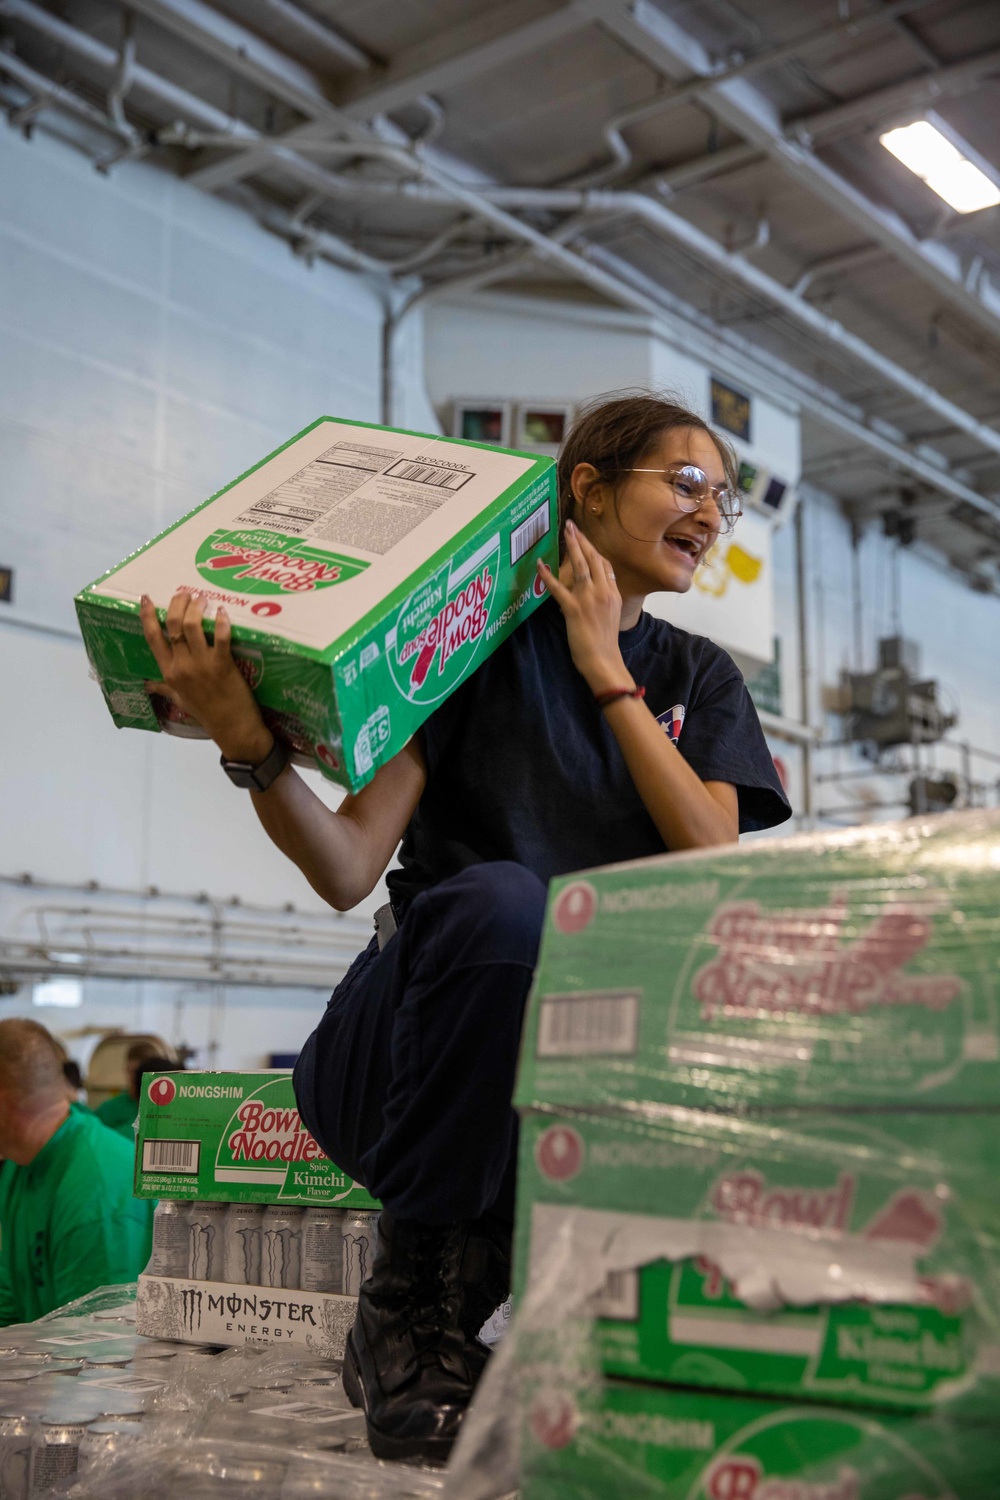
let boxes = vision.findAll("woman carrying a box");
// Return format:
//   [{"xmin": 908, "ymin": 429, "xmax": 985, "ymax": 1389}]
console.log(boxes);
[{"xmin": 141, "ymin": 392, "xmax": 790, "ymax": 1465}]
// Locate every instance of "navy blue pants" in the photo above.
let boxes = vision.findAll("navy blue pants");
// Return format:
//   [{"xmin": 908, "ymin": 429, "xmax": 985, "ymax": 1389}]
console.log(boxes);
[{"xmin": 294, "ymin": 862, "xmax": 548, "ymax": 1226}]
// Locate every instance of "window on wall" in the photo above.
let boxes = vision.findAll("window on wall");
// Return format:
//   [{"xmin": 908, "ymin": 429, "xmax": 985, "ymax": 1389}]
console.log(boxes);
[
  {"xmin": 454, "ymin": 403, "xmax": 510, "ymax": 445},
  {"xmin": 519, "ymin": 408, "xmax": 568, "ymax": 447}
]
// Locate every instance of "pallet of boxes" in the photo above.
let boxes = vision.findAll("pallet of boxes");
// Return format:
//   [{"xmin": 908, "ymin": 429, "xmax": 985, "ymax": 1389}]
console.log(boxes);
[
  {"xmin": 133, "ymin": 1071, "xmax": 381, "ymax": 1357},
  {"xmin": 510, "ymin": 809, "xmax": 1000, "ymax": 1499}
]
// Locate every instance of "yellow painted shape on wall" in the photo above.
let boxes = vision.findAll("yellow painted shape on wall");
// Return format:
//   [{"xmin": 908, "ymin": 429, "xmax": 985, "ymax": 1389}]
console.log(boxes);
[{"xmin": 693, "ymin": 539, "xmax": 764, "ymax": 600}]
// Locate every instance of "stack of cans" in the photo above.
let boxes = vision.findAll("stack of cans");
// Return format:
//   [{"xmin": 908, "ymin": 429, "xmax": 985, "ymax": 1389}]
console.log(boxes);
[{"xmin": 148, "ymin": 1200, "xmax": 380, "ymax": 1296}]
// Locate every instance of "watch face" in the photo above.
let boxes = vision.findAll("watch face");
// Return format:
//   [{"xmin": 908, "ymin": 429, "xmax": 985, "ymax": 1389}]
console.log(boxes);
[{"xmin": 223, "ymin": 762, "xmax": 258, "ymax": 789}]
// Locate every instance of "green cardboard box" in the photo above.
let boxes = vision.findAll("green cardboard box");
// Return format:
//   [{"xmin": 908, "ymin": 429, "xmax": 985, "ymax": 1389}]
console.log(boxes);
[
  {"xmin": 521, "ymin": 1379, "xmax": 1000, "ymax": 1499},
  {"xmin": 134, "ymin": 1070, "xmax": 379, "ymax": 1210},
  {"xmin": 516, "ymin": 810, "xmax": 1000, "ymax": 1110},
  {"xmin": 514, "ymin": 1108, "xmax": 1000, "ymax": 1412},
  {"xmin": 77, "ymin": 416, "xmax": 556, "ymax": 792}
]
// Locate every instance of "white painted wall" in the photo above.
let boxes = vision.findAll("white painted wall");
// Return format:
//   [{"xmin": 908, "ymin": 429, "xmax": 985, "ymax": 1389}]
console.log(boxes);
[{"xmin": 0, "ymin": 124, "xmax": 398, "ymax": 1066}]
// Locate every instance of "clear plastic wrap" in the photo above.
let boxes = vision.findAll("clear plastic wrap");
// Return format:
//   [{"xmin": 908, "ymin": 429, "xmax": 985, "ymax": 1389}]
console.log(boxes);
[
  {"xmin": 518, "ymin": 808, "xmax": 1000, "ymax": 1112},
  {"xmin": 444, "ymin": 808, "xmax": 1000, "ymax": 1499},
  {"xmin": 0, "ymin": 1290, "xmax": 445, "ymax": 1498}
]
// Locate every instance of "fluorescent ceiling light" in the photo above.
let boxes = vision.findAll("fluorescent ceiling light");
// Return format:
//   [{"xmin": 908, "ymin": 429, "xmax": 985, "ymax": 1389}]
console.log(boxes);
[
  {"xmin": 880, "ymin": 120, "xmax": 1000, "ymax": 214},
  {"xmin": 33, "ymin": 978, "xmax": 83, "ymax": 1008}
]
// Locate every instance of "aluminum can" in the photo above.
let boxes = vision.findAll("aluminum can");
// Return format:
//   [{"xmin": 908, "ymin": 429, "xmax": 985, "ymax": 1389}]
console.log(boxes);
[
  {"xmin": 77, "ymin": 1421, "xmax": 140, "ymax": 1474},
  {"xmin": 147, "ymin": 1199, "xmax": 190, "ymax": 1277},
  {"xmin": 299, "ymin": 1208, "xmax": 345, "ymax": 1293},
  {"xmin": 341, "ymin": 1211, "xmax": 379, "ymax": 1296},
  {"xmin": 187, "ymin": 1201, "xmax": 228, "ymax": 1281},
  {"xmin": 223, "ymin": 1203, "xmax": 264, "ymax": 1285},
  {"xmin": 260, "ymin": 1206, "xmax": 303, "ymax": 1289},
  {"xmin": 0, "ymin": 1412, "xmax": 32, "ymax": 1500},
  {"xmin": 27, "ymin": 1417, "xmax": 91, "ymax": 1495}
]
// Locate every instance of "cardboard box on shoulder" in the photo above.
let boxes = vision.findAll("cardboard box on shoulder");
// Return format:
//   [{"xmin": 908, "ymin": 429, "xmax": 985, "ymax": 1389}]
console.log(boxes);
[
  {"xmin": 520, "ymin": 1379, "xmax": 1000, "ymax": 1499},
  {"xmin": 134, "ymin": 1070, "xmax": 378, "ymax": 1211},
  {"xmin": 76, "ymin": 416, "xmax": 557, "ymax": 792}
]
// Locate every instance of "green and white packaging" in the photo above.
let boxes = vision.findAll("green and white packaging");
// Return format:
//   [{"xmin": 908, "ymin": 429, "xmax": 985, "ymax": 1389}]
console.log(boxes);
[
  {"xmin": 76, "ymin": 417, "xmax": 557, "ymax": 791},
  {"xmin": 521, "ymin": 1380, "xmax": 1000, "ymax": 1499},
  {"xmin": 516, "ymin": 810, "xmax": 1000, "ymax": 1111},
  {"xmin": 514, "ymin": 1108, "xmax": 1000, "ymax": 1412},
  {"xmin": 134, "ymin": 1070, "xmax": 379, "ymax": 1210}
]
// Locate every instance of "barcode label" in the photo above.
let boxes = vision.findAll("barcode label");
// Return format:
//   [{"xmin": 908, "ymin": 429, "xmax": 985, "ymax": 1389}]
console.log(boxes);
[
  {"xmin": 384, "ymin": 459, "xmax": 471, "ymax": 491},
  {"xmin": 510, "ymin": 501, "xmax": 551, "ymax": 563},
  {"xmin": 537, "ymin": 992, "xmax": 640, "ymax": 1057},
  {"xmin": 253, "ymin": 1402, "xmax": 359, "ymax": 1424},
  {"xmin": 142, "ymin": 1139, "xmax": 200, "ymax": 1173},
  {"xmin": 591, "ymin": 1269, "xmax": 639, "ymax": 1321}
]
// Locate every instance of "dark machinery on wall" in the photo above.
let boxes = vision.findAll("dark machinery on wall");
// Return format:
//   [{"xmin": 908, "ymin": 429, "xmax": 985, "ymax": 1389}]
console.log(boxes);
[
  {"xmin": 841, "ymin": 636, "xmax": 956, "ymax": 750},
  {"xmin": 839, "ymin": 636, "xmax": 959, "ymax": 816}
]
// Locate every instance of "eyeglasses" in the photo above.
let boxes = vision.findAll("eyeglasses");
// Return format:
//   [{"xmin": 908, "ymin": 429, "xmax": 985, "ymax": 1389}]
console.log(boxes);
[{"xmin": 626, "ymin": 465, "xmax": 743, "ymax": 535}]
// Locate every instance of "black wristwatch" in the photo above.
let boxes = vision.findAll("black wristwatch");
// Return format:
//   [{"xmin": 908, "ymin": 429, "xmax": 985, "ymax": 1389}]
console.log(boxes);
[{"xmin": 220, "ymin": 735, "xmax": 290, "ymax": 791}]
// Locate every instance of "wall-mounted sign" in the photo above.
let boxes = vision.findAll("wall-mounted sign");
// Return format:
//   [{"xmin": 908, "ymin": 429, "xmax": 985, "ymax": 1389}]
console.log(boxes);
[
  {"xmin": 711, "ymin": 377, "xmax": 751, "ymax": 441},
  {"xmin": 0, "ymin": 566, "xmax": 12, "ymax": 603},
  {"xmin": 738, "ymin": 461, "xmax": 795, "ymax": 523}
]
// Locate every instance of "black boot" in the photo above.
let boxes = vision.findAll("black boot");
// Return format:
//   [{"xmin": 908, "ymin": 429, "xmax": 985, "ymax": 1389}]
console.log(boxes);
[
  {"xmin": 457, "ymin": 1211, "xmax": 512, "ymax": 1345},
  {"xmin": 342, "ymin": 1211, "xmax": 484, "ymax": 1465}
]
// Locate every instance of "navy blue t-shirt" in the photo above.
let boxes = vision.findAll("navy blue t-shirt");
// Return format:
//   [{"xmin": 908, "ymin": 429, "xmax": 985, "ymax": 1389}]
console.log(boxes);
[{"xmin": 387, "ymin": 599, "xmax": 790, "ymax": 908}]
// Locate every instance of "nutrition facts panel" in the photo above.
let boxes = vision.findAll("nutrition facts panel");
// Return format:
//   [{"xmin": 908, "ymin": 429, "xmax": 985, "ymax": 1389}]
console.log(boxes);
[
  {"xmin": 235, "ymin": 440, "xmax": 483, "ymax": 557},
  {"xmin": 236, "ymin": 443, "xmax": 402, "ymax": 535}
]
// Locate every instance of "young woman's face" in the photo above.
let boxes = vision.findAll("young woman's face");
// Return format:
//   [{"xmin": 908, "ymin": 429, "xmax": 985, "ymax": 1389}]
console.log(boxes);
[{"xmin": 583, "ymin": 425, "xmax": 730, "ymax": 598}]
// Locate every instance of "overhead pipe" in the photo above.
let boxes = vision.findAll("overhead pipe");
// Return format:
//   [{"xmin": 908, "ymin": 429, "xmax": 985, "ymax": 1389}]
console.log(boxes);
[
  {"xmin": 0, "ymin": 47, "xmax": 136, "ymax": 144},
  {"xmin": 6, "ymin": 0, "xmax": 1000, "ymax": 507},
  {"xmin": 566, "ymin": 0, "xmax": 938, "ymax": 188}
]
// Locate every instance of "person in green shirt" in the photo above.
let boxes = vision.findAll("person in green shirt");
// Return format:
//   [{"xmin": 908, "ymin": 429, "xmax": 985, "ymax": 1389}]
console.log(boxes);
[
  {"xmin": 0, "ymin": 1018, "xmax": 154, "ymax": 1324},
  {"xmin": 94, "ymin": 1038, "xmax": 163, "ymax": 1137}
]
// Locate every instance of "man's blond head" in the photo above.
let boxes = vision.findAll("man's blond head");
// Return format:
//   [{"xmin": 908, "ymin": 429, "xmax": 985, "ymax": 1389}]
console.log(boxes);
[{"xmin": 0, "ymin": 1018, "xmax": 67, "ymax": 1108}]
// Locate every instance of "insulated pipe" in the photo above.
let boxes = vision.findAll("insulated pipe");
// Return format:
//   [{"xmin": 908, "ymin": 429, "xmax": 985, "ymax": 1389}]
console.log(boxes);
[
  {"xmin": 566, "ymin": 0, "xmax": 938, "ymax": 188},
  {"xmin": 6, "ymin": 0, "xmax": 1000, "ymax": 481},
  {"xmin": 0, "ymin": 48, "xmax": 135, "ymax": 142}
]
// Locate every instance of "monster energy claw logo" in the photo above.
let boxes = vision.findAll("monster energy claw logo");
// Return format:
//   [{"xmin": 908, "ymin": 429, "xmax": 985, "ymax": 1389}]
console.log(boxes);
[{"xmin": 181, "ymin": 1286, "xmax": 204, "ymax": 1333}]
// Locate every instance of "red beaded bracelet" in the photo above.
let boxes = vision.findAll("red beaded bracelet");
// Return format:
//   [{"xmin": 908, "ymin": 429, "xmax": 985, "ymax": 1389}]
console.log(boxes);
[{"xmin": 595, "ymin": 685, "xmax": 646, "ymax": 707}]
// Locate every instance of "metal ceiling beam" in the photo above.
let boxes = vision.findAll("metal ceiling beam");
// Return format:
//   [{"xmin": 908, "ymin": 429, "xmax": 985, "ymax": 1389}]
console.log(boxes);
[
  {"xmin": 336, "ymin": 0, "xmax": 601, "ymax": 119},
  {"xmin": 183, "ymin": 0, "xmax": 600, "ymax": 194},
  {"xmin": 6, "ymin": 0, "xmax": 999, "ymax": 530},
  {"xmin": 246, "ymin": 0, "xmax": 371, "ymax": 74},
  {"xmin": 790, "ymin": 44, "xmax": 1000, "ymax": 145},
  {"xmin": 594, "ymin": 0, "xmax": 1000, "ymax": 342},
  {"xmin": 120, "ymin": 0, "xmax": 347, "ymax": 123}
]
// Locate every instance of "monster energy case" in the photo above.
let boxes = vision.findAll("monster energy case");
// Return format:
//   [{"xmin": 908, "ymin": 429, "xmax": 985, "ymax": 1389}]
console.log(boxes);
[
  {"xmin": 76, "ymin": 416, "xmax": 557, "ymax": 792},
  {"xmin": 520, "ymin": 1380, "xmax": 1000, "ymax": 1500},
  {"xmin": 133, "ymin": 1071, "xmax": 379, "ymax": 1210},
  {"xmin": 516, "ymin": 809, "xmax": 1000, "ymax": 1110},
  {"xmin": 514, "ymin": 1108, "xmax": 1000, "ymax": 1414}
]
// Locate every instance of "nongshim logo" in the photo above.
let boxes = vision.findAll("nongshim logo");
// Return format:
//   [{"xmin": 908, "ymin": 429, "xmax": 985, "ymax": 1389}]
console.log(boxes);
[
  {"xmin": 148, "ymin": 1076, "xmax": 176, "ymax": 1106},
  {"xmin": 553, "ymin": 881, "xmax": 597, "ymax": 934}
]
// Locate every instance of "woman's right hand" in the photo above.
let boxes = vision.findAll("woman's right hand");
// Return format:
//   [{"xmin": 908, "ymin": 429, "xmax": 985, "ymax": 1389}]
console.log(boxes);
[{"xmin": 140, "ymin": 590, "xmax": 272, "ymax": 763}]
